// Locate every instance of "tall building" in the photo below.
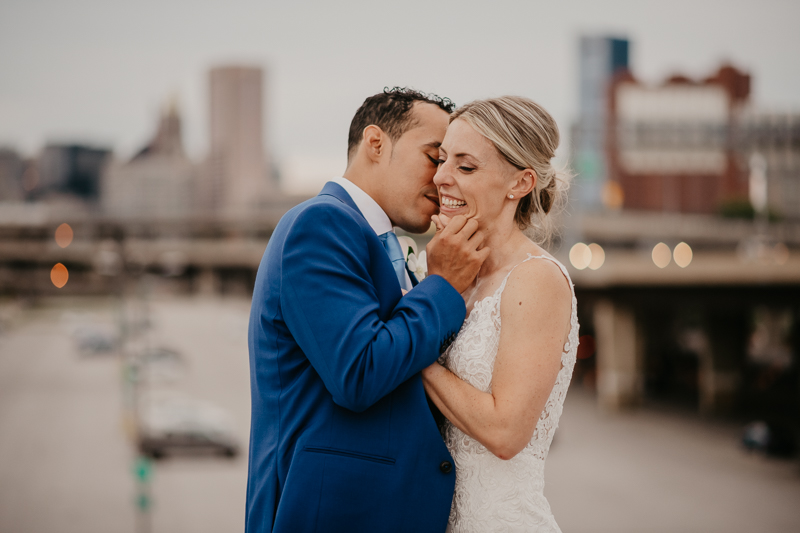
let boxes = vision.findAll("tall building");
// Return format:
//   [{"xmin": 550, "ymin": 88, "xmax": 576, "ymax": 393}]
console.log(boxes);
[
  {"xmin": 206, "ymin": 65, "xmax": 272, "ymax": 214},
  {"xmin": 573, "ymin": 35, "xmax": 630, "ymax": 211},
  {"xmin": 103, "ymin": 100, "xmax": 196, "ymax": 219}
]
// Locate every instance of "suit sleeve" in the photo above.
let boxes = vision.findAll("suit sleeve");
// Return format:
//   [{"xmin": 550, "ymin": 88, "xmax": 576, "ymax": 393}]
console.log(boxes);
[{"xmin": 280, "ymin": 203, "xmax": 466, "ymax": 413}]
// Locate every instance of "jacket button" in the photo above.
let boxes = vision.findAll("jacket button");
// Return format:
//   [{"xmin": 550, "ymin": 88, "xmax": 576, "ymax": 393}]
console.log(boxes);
[{"xmin": 440, "ymin": 461, "xmax": 452, "ymax": 474}]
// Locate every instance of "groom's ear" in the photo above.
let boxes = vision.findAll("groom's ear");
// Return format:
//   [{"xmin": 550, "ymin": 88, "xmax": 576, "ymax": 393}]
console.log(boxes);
[
  {"xmin": 362, "ymin": 125, "xmax": 388, "ymax": 163},
  {"xmin": 510, "ymin": 169, "xmax": 536, "ymax": 198}
]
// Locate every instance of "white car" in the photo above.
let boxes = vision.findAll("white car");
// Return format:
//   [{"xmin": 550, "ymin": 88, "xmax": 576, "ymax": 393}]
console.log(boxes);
[{"xmin": 137, "ymin": 391, "xmax": 240, "ymax": 459}]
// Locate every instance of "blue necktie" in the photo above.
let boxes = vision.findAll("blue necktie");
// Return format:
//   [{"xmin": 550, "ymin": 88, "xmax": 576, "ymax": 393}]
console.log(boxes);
[{"xmin": 378, "ymin": 231, "xmax": 409, "ymax": 290}]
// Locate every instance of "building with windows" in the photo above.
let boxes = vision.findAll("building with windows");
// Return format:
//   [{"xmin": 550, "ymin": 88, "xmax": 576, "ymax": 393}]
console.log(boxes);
[
  {"xmin": 609, "ymin": 65, "xmax": 752, "ymax": 214},
  {"xmin": 737, "ymin": 110, "xmax": 800, "ymax": 220},
  {"xmin": 103, "ymin": 101, "xmax": 197, "ymax": 219}
]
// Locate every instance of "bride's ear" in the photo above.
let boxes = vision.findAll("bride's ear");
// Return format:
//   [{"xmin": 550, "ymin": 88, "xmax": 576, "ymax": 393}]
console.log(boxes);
[{"xmin": 509, "ymin": 169, "xmax": 536, "ymax": 199}]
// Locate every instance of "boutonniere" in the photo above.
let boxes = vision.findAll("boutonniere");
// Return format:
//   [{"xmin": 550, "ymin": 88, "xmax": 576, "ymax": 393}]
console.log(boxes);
[{"xmin": 396, "ymin": 235, "xmax": 427, "ymax": 281}]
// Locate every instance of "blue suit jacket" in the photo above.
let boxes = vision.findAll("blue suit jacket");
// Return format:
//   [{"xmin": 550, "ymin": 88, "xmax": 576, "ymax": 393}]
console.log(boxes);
[{"xmin": 246, "ymin": 182, "xmax": 466, "ymax": 532}]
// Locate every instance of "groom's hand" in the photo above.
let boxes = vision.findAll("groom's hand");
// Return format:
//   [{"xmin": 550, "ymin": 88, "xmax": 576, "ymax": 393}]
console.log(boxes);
[{"xmin": 426, "ymin": 214, "xmax": 489, "ymax": 294}]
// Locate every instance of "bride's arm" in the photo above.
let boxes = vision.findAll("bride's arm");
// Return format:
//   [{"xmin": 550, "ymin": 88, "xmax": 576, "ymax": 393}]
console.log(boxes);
[{"xmin": 422, "ymin": 258, "xmax": 571, "ymax": 460}]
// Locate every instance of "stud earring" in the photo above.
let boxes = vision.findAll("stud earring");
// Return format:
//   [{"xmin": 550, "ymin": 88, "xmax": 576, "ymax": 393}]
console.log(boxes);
[{"xmin": 508, "ymin": 194, "xmax": 515, "ymax": 199}]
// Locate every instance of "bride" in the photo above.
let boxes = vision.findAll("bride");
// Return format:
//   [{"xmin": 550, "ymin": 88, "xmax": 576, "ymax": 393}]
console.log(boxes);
[{"xmin": 422, "ymin": 96, "xmax": 577, "ymax": 532}]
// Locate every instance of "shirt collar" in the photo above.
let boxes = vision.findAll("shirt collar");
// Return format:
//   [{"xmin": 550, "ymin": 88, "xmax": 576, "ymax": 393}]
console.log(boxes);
[{"xmin": 331, "ymin": 177, "xmax": 394, "ymax": 236}]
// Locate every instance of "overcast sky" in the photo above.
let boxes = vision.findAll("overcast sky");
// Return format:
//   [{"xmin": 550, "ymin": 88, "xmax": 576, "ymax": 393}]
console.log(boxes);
[{"xmin": 1, "ymin": 0, "xmax": 798, "ymax": 191}]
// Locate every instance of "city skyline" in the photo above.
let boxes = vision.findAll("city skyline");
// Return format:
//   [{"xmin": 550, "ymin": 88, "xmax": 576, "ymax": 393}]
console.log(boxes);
[{"xmin": 1, "ymin": 0, "xmax": 799, "ymax": 193}]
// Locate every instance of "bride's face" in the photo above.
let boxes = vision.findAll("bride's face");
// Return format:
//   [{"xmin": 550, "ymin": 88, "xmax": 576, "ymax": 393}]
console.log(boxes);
[{"xmin": 434, "ymin": 119, "xmax": 518, "ymax": 227}]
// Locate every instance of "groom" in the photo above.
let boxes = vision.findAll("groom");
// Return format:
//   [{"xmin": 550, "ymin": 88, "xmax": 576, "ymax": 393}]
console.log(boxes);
[{"xmin": 245, "ymin": 88, "xmax": 488, "ymax": 533}]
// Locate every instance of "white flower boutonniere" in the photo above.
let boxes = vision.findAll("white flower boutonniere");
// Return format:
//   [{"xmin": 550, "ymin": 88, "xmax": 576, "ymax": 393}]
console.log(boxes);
[{"xmin": 396, "ymin": 235, "xmax": 427, "ymax": 281}]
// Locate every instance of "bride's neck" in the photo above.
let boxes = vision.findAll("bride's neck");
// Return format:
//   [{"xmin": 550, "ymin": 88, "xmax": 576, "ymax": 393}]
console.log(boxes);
[{"xmin": 478, "ymin": 216, "xmax": 528, "ymax": 277}]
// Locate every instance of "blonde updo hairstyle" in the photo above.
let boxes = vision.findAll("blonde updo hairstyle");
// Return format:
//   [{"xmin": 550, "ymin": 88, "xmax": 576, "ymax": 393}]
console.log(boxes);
[{"xmin": 449, "ymin": 96, "xmax": 570, "ymax": 244}]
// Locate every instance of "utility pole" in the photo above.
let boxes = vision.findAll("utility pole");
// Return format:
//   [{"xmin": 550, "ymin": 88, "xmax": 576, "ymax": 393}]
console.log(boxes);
[{"xmin": 133, "ymin": 456, "xmax": 153, "ymax": 533}]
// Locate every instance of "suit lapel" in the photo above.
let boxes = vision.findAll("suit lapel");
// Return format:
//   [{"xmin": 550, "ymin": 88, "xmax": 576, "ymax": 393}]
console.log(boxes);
[
  {"xmin": 320, "ymin": 180, "xmax": 417, "ymax": 289},
  {"xmin": 319, "ymin": 181, "xmax": 361, "ymax": 215}
]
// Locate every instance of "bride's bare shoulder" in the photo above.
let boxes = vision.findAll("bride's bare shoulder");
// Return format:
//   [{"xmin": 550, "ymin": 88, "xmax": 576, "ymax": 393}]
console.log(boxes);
[{"xmin": 502, "ymin": 253, "xmax": 571, "ymax": 313}]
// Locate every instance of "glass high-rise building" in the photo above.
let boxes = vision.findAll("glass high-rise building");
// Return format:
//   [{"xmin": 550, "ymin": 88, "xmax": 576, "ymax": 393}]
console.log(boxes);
[{"xmin": 573, "ymin": 36, "xmax": 630, "ymax": 211}]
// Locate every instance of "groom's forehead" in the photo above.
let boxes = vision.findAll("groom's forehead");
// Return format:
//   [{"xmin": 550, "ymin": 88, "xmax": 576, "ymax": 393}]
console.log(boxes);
[
  {"xmin": 412, "ymin": 101, "xmax": 450, "ymax": 123},
  {"xmin": 401, "ymin": 105, "xmax": 448, "ymax": 141}
]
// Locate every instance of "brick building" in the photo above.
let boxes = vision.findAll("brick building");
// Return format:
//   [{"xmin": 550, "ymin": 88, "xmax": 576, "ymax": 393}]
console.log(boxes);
[{"xmin": 608, "ymin": 65, "xmax": 752, "ymax": 214}]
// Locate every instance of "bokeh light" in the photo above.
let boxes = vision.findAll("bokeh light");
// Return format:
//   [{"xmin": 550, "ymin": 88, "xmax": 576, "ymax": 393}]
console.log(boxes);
[
  {"xmin": 601, "ymin": 181, "xmax": 625, "ymax": 210},
  {"xmin": 569, "ymin": 242, "xmax": 592, "ymax": 270},
  {"xmin": 652, "ymin": 242, "xmax": 671, "ymax": 269},
  {"xmin": 588, "ymin": 243, "xmax": 605, "ymax": 270},
  {"xmin": 55, "ymin": 223, "xmax": 73, "ymax": 248},
  {"xmin": 51, "ymin": 263, "xmax": 69, "ymax": 288},
  {"xmin": 673, "ymin": 242, "xmax": 693, "ymax": 268}
]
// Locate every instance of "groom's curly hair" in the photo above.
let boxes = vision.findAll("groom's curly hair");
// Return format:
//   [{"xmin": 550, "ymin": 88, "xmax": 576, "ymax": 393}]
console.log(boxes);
[{"xmin": 347, "ymin": 87, "xmax": 455, "ymax": 161}]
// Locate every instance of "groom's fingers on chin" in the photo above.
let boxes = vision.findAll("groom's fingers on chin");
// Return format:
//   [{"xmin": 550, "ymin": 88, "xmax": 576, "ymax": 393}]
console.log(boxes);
[
  {"xmin": 445, "ymin": 215, "xmax": 467, "ymax": 234},
  {"xmin": 460, "ymin": 218, "xmax": 480, "ymax": 239},
  {"xmin": 469, "ymin": 229, "xmax": 485, "ymax": 246}
]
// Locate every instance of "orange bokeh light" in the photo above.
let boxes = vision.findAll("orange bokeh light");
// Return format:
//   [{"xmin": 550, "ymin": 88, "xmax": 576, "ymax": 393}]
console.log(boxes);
[
  {"xmin": 602, "ymin": 181, "xmax": 625, "ymax": 210},
  {"xmin": 51, "ymin": 263, "xmax": 69, "ymax": 288},
  {"xmin": 55, "ymin": 223, "xmax": 73, "ymax": 248}
]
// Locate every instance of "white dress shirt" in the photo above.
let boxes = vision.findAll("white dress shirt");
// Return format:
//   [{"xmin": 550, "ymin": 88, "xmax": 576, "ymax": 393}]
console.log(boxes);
[{"xmin": 331, "ymin": 177, "xmax": 413, "ymax": 290}]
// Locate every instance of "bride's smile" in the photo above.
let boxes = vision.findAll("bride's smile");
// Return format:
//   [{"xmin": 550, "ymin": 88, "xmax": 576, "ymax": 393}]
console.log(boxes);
[{"xmin": 439, "ymin": 194, "xmax": 466, "ymax": 211}]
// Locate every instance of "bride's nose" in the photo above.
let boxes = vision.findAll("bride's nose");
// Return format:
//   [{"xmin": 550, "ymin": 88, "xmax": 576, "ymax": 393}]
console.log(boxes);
[{"xmin": 433, "ymin": 163, "xmax": 452, "ymax": 188}]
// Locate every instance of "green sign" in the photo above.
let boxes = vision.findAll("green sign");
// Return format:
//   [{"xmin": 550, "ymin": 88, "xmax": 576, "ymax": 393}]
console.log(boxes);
[
  {"xmin": 133, "ymin": 456, "xmax": 152, "ymax": 482},
  {"xmin": 136, "ymin": 493, "xmax": 151, "ymax": 511}
]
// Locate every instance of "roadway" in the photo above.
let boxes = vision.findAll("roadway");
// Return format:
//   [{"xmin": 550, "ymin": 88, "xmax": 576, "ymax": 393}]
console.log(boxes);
[{"xmin": 1, "ymin": 295, "xmax": 798, "ymax": 532}]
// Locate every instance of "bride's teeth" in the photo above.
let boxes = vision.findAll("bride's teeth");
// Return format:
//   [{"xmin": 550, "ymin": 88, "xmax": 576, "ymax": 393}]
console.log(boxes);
[{"xmin": 443, "ymin": 197, "xmax": 465, "ymax": 208}]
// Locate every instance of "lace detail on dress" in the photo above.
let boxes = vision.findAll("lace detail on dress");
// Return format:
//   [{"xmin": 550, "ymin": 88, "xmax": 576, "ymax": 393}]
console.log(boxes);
[{"xmin": 438, "ymin": 254, "xmax": 579, "ymax": 533}]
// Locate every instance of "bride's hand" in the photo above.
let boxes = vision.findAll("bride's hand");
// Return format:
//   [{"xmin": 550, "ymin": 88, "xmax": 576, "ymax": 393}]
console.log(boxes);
[{"xmin": 401, "ymin": 289, "xmax": 408, "ymax": 296}]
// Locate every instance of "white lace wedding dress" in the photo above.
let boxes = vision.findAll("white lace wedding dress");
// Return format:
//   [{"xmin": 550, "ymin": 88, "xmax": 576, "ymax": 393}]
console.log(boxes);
[{"xmin": 439, "ymin": 254, "xmax": 579, "ymax": 533}]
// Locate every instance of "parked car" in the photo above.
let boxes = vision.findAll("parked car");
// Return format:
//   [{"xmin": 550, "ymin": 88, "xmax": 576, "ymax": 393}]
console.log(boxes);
[
  {"xmin": 137, "ymin": 392, "xmax": 239, "ymax": 459},
  {"xmin": 135, "ymin": 346, "xmax": 186, "ymax": 383},
  {"xmin": 73, "ymin": 325, "xmax": 117, "ymax": 354}
]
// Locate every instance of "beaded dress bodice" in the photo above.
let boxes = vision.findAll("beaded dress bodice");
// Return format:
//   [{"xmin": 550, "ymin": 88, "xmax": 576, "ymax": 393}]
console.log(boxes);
[{"xmin": 438, "ymin": 254, "xmax": 578, "ymax": 533}]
